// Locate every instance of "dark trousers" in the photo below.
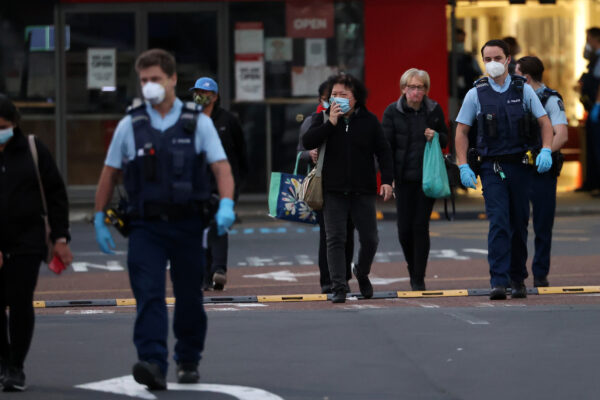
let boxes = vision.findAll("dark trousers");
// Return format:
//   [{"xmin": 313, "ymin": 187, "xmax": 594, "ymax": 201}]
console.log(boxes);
[
  {"xmin": 529, "ymin": 169, "xmax": 557, "ymax": 279},
  {"xmin": 128, "ymin": 217, "xmax": 207, "ymax": 374},
  {"xmin": 583, "ymin": 119, "xmax": 600, "ymax": 190},
  {"xmin": 0, "ymin": 254, "xmax": 42, "ymax": 369},
  {"xmin": 480, "ymin": 161, "xmax": 531, "ymax": 288},
  {"xmin": 322, "ymin": 192, "xmax": 378, "ymax": 292},
  {"xmin": 206, "ymin": 223, "xmax": 228, "ymax": 275},
  {"xmin": 394, "ymin": 182, "xmax": 435, "ymax": 285},
  {"xmin": 317, "ymin": 211, "xmax": 353, "ymax": 288}
]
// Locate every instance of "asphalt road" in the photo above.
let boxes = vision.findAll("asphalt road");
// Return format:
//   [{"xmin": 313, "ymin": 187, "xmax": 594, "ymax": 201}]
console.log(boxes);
[{"xmin": 11, "ymin": 215, "xmax": 600, "ymax": 399}]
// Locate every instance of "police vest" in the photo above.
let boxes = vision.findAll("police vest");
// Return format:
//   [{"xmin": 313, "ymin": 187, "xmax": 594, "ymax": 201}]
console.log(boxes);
[
  {"xmin": 123, "ymin": 103, "xmax": 212, "ymax": 217},
  {"xmin": 528, "ymin": 87, "xmax": 563, "ymax": 149},
  {"xmin": 580, "ymin": 54, "xmax": 600, "ymax": 111},
  {"xmin": 475, "ymin": 75, "xmax": 529, "ymax": 157}
]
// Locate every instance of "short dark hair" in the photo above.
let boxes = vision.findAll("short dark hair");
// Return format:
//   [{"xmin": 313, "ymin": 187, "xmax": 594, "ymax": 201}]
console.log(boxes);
[
  {"xmin": 318, "ymin": 80, "xmax": 329, "ymax": 98},
  {"xmin": 481, "ymin": 39, "xmax": 510, "ymax": 58},
  {"xmin": 455, "ymin": 28, "xmax": 466, "ymax": 36},
  {"xmin": 135, "ymin": 49, "xmax": 176, "ymax": 77},
  {"xmin": 516, "ymin": 56, "xmax": 544, "ymax": 82},
  {"xmin": 329, "ymin": 73, "xmax": 367, "ymax": 106},
  {"xmin": 0, "ymin": 94, "xmax": 20, "ymax": 126},
  {"xmin": 502, "ymin": 36, "xmax": 519, "ymax": 55},
  {"xmin": 587, "ymin": 27, "xmax": 600, "ymax": 42}
]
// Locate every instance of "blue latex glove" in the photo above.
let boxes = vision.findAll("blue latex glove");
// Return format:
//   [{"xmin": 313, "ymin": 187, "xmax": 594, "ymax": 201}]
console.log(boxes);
[
  {"xmin": 459, "ymin": 164, "xmax": 477, "ymax": 189},
  {"xmin": 591, "ymin": 102, "xmax": 600, "ymax": 123},
  {"xmin": 536, "ymin": 148, "xmax": 553, "ymax": 173},
  {"xmin": 94, "ymin": 211, "xmax": 116, "ymax": 254},
  {"xmin": 215, "ymin": 198, "xmax": 235, "ymax": 236}
]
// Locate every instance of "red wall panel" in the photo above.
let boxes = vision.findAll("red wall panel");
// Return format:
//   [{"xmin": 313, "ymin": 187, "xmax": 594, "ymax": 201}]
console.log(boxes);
[{"xmin": 364, "ymin": 0, "xmax": 448, "ymax": 120}]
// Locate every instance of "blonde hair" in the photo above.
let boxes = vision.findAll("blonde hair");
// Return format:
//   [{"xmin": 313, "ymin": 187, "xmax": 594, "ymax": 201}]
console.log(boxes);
[{"xmin": 399, "ymin": 68, "xmax": 430, "ymax": 92}]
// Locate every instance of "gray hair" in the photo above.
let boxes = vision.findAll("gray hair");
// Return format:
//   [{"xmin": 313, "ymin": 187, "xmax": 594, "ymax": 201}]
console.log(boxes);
[{"xmin": 399, "ymin": 68, "xmax": 431, "ymax": 91}]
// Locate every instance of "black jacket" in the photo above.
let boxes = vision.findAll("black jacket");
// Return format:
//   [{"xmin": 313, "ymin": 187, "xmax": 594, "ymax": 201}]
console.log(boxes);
[
  {"xmin": 382, "ymin": 96, "xmax": 448, "ymax": 183},
  {"xmin": 210, "ymin": 105, "xmax": 248, "ymax": 197},
  {"xmin": 0, "ymin": 128, "xmax": 70, "ymax": 256},
  {"xmin": 302, "ymin": 106, "xmax": 393, "ymax": 194}
]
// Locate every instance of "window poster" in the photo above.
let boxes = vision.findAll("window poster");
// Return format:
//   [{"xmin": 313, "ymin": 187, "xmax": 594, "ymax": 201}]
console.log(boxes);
[{"xmin": 87, "ymin": 48, "xmax": 116, "ymax": 90}]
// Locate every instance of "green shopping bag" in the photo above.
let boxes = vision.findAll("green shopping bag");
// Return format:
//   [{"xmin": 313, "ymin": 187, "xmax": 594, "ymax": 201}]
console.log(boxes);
[
  {"xmin": 422, "ymin": 132, "xmax": 451, "ymax": 198},
  {"xmin": 268, "ymin": 153, "xmax": 318, "ymax": 224}
]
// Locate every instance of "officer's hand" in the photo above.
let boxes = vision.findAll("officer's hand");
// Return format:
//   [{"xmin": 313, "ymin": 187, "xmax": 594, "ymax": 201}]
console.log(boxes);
[
  {"xmin": 94, "ymin": 211, "xmax": 116, "ymax": 254},
  {"xmin": 215, "ymin": 198, "xmax": 235, "ymax": 236},
  {"xmin": 536, "ymin": 148, "xmax": 553, "ymax": 174},
  {"xmin": 459, "ymin": 164, "xmax": 477, "ymax": 189},
  {"xmin": 591, "ymin": 102, "xmax": 600, "ymax": 123}
]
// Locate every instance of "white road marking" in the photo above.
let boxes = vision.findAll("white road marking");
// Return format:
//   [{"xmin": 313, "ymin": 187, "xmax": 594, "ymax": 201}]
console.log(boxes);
[
  {"xmin": 65, "ymin": 310, "xmax": 115, "ymax": 315},
  {"xmin": 445, "ymin": 311, "xmax": 490, "ymax": 325},
  {"xmin": 463, "ymin": 248, "xmax": 488, "ymax": 255},
  {"xmin": 76, "ymin": 375, "xmax": 285, "ymax": 399},
  {"xmin": 342, "ymin": 304, "xmax": 382, "ymax": 310},
  {"xmin": 71, "ymin": 261, "xmax": 125, "ymax": 272},
  {"xmin": 243, "ymin": 270, "xmax": 319, "ymax": 282},
  {"xmin": 369, "ymin": 277, "xmax": 409, "ymax": 285},
  {"xmin": 430, "ymin": 249, "xmax": 470, "ymax": 260}
]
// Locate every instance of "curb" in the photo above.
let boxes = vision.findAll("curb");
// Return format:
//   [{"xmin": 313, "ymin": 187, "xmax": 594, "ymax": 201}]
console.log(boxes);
[{"xmin": 33, "ymin": 286, "xmax": 600, "ymax": 308}]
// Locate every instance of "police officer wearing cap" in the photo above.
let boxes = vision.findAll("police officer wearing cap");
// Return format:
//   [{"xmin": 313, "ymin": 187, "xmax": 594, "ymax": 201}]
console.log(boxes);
[
  {"xmin": 455, "ymin": 39, "xmax": 554, "ymax": 300},
  {"xmin": 189, "ymin": 77, "xmax": 248, "ymax": 291},
  {"xmin": 515, "ymin": 56, "xmax": 568, "ymax": 288},
  {"xmin": 93, "ymin": 49, "xmax": 235, "ymax": 390}
]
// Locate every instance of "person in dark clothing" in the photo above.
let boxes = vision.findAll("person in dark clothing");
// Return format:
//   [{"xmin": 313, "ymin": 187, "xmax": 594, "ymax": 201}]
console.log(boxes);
[
  {"xmin": 303, "ymin": 73, "xmax": 394, "ymax": 303},
  {"xmin": 502, "ymin": 36, "xmax": 521, "ymax": 75},
  {"xmin": 450, "ymin": 28, "xmax": 483, "ymax": 100},
  {"xmin": 297, "ymin": 80, "xmax": 354, "ymax": 294},
  {"xmin": 0, "ymin": 94, "xmax": 73, "ymax": 391},
  {"xmin": 190, "ymin": 77, "xmax": 248, "ymax": 290},
  {"xmin": 382, "ymin": 69, "xmax": 448, "ymax": 291}
]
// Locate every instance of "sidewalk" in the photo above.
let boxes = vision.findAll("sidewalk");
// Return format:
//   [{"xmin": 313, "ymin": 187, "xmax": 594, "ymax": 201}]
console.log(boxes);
[{"xmin": 69, "ymin": 190, "xmax": 600, "ymax": 223}]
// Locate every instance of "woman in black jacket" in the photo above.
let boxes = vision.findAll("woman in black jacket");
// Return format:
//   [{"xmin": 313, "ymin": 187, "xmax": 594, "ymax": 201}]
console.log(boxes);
[
  {"xmin": 0, "ymin": 95, "xmax": 72, "ymax": 391},
  {"xmin": 303, "ymin": 73, "xmax": 394, "ymax": 303},
  {"xmin": 382, "ymin": 68, "xmax": 448, "ymax": 291}
]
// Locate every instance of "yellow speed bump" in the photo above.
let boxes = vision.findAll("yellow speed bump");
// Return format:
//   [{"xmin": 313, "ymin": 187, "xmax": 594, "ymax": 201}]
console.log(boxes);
[
  {"xmin": 34, "ymin": 301, "xmax": 46, "ymax": 308},
  {"xmin": 258, "ymin": 294, "xmax": 327, "ymax": 303},
  {"xmin": 537, "ymin": 286, "xmax": 600, "ymax": 295},
  {"xmin": 116, "ymin": 298, "xmax": 136, "ymax": 306},
  {"xmin": 397, "ymin": 290, "xmax": 468, "ymax": 298}
]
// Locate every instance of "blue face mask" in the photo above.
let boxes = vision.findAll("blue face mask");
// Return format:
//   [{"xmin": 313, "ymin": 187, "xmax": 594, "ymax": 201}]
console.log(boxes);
[
  {"xmin": 322, "ymin": 100, "xmax": 330, "ymax": 109},
  {"xmin": 0, "ymin": 127, "xmax": 14, "ymax": 144},
  {"xmin": 330, "ymin": 97, "xmax": 351, "ymax": 113}
]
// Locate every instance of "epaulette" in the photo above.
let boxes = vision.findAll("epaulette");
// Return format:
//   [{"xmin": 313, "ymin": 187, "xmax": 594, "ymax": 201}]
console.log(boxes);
[
  {"xmin": 474, "ymin": 77, "xmax": 489, "ymax": 88},
  {"xmin": 126, "ymin": 98, "xmax": 145, "ymax": 114}
]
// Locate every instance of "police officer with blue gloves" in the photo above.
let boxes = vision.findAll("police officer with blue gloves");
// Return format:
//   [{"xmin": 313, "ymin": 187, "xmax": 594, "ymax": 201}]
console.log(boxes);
[
  {"xmin": 515, "ymin": 56, "xmax": 568, "ymax": 288},
  {"xmin": 93, "ymin": 49, "xmax": 235, "ymax": 390},
  {"xmin": 455, "ymin": 39, "xmax": 554, "ymax": 300}
]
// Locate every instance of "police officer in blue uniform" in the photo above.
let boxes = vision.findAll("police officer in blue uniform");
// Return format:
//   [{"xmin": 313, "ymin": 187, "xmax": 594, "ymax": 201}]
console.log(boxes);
[
  {"xmin": 455, "ymin": 39, "xmax": 554, "ymax": 300},
  {"xmin": 93, "ymin": 49, "xmax": 235, "ymax": 390},
  {"xmin": 515, "ymin": 56, "xmax": 568, "ymax": 288}
]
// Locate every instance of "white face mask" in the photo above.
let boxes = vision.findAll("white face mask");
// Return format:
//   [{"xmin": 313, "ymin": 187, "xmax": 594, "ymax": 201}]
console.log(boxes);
[
  {"xmin": 0, "ymin": 127, "xmax": 14, "ymax": 144},
  {"xmin": 142, "ymin": 82, "xmax": 166, "ymax": 105},
  {"xmin": 485, "ymin": 60, "xmax": 507, "ymax": 79}
]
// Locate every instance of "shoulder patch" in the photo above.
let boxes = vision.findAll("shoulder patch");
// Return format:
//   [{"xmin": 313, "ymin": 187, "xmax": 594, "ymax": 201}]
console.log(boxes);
[{"xmin": 557, "ymin": 99, "xmax": 565, "ymax": 112}]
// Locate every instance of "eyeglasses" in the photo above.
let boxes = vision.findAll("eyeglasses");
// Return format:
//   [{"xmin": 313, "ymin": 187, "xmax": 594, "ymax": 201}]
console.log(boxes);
[{"xmin": 406, "ymin": 85, "xmax": 426, "ymax": 92}]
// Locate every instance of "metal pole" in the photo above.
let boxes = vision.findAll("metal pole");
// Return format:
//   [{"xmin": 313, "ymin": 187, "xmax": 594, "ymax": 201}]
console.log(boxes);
[
  {"xmin": 266, "ymin": 104, "xmax": 272, "ymax": 191},
  {"xmin": 54, "ymin": 4, "xmax": 68, "ymax": 180}
]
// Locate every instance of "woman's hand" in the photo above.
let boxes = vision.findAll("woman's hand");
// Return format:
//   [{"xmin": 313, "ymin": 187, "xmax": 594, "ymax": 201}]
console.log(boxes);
[
  {"xmin": 54, "ymin": 242, "xmax": 73, "ymax": 265},
  {"xmin": 424, "ymin": 128, "xmax": 436, "ymax": 142},
  {"xmin": 380, "ymin": 184, "xmax": 393, "ymax": 201},
  {"xmin": 309, "ymin": 149, "xmax": 318, "ymax": 164},
  {"xmin": 328, "ymin": 102, "xmax": 344, "ymax": 126}
]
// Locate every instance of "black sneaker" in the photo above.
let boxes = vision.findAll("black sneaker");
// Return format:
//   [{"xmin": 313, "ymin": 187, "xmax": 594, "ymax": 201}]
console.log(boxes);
[
  {"xmin": 352, "ymin": 265, "xmax": 373, "ymax": 299},
  {"xmin": 331, "ymin": 290, "xmax": 346, "ymax": 303},
  {"xmin": 410, "ymin": 280, "xmax": 426, "ymax": 291},
  {"xmin": 489, "ymin": 287, "xmax": 507, "ymax": 300},
  {"xmin": 177, "ymin": 362, "xmax": 200, "ymax": 384},
  {"xmin": 2, "ymin": 367, "xmax": 26, "ymax": 392},
  {"xmin": 132, "ymin": 361, "xmax": 166, "ymax": 390},
  {"xmin": 321, "ymin": 284, "xmax": 332, "ymax": 294},
  {"xmin": 533, "ymin": 276, "xmax": 549, "ymax": 288},
  {"xmin": 212, "ymin": 270, "xmax": 227, "ymax": 291},
  {"xmin": 511, "ymin": 281, "xmax": 527, "ymax": 299}
]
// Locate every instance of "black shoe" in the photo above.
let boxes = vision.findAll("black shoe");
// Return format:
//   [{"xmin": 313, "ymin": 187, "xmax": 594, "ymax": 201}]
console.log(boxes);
[
  {"xmin": 212, "ymin": 270, "xmax": 227, "ymax": 291},
  {"xmin": 533, "ymin": 276, "xmax": 549, "ymax": 288},
  {"xmin": 410, "ymin": 279, "xmax": 426, "ymax": 291},
  {"xmin": 2, "ymin": 367, "xmax": 26, "ymax": 392},
  {"xmin": 132, "ymin": 361, "xmax": 167, "ymax": 390},
  {"xmin": 352, "ymin": 265, "xmax": 373, "ymax": 299},
  {"xmin": 510, "ymin": 281, "xmax": 527, "ymax": 299},
  {"xmin": 177, "ymin": 362, "xmax": 200, "ymax": 384},
  {"xmin": 489, "ymin": 287, "xmax": 507, "ymax": 300},
  {"xmin": 331, "ymin": 290, "xmax": 346, "ymax": 303},
  {"xmin": 321, "ymin": 284, "xmax": 332, "ymax": 294},
  {"xmin": 0, "ymin": 360, "xmax": 7, "ymax": 386}
]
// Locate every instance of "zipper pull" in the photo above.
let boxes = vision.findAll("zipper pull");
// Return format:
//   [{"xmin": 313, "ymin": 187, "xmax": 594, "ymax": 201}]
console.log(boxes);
[{"xmin": 345, "ymin": 124, "xmax": 349, "ymax": 133}]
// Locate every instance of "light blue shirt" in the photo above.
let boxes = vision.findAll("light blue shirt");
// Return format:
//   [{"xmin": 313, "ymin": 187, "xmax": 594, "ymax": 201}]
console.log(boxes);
[
  {"xmin": 456, "ymin": 75, "xmax": 547, "ymax": 126},
  {"xmin": 105, "ymin": 98, "xmax": 227, "ymax": 169},
  {"xmin": 535, "ymin": 85, "xmax": 568, "ymax": 127}
]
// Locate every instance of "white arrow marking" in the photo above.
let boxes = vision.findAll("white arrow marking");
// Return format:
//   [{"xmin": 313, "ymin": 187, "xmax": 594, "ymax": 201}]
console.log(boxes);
[
  {"xmin": 76, "ymin": 375, "xmax": 285, "ymax": 399},
  {"xmin": 430, "ymin": 249, "xmax": 470, "ymax": 260},
  {"xmin": 369, "ymin": 277, "xmax": 409, "ymax": 285},
  {"xmin": 463, "ymin": 248, "xmax": 488, "ymax": 255},
  {"xmin": 243, "ymin": 270, "xmax": 320, "ymax": 282},
  {"xmin": 71, "ymin": 260, "xmax": 125, "ymax": 272}
]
